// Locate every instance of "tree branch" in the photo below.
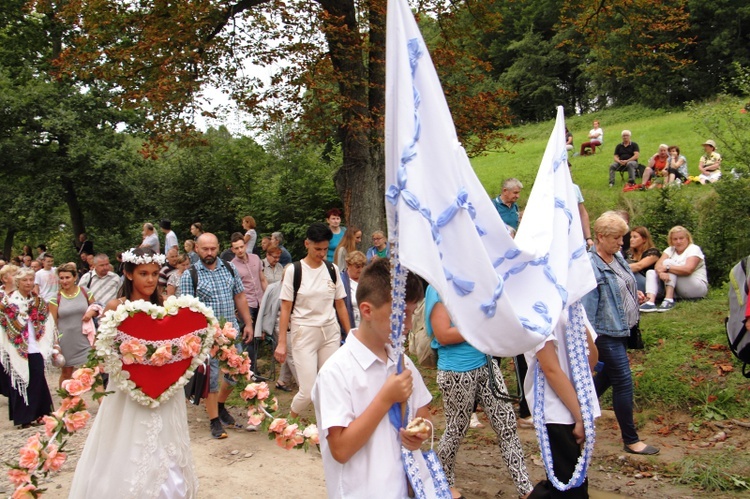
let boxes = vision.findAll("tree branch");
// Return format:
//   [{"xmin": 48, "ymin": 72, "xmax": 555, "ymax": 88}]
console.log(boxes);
[{"xmin": 204, "ymin": 0, "xmax": 272, "ymax": 44}]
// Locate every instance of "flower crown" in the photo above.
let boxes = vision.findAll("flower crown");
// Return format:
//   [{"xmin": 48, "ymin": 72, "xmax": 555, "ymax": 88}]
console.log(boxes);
[{"xmin": 121, "ymin": 248, "xmax": 166, "ymax": 266}]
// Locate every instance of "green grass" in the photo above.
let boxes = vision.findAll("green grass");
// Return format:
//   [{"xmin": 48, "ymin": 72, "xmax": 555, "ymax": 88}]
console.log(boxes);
[
  {"xmin": 471, "ymin": 104, "xmax": 707, "ymax": 220},
  {"xmin": 469, "ymin": 104, "xmax": 749, "ymax": 420}
]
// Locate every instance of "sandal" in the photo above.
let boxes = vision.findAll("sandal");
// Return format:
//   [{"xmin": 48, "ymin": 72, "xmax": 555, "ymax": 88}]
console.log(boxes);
[{"xmin": 275, "ymin": 382, "xmax": 292, "ymax": 392}]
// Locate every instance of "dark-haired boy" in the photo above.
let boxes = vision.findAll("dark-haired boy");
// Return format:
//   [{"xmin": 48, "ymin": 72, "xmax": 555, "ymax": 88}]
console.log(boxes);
[{"xmin": 312, "ymin": 259, "xmax": 432, "ymax": 498}]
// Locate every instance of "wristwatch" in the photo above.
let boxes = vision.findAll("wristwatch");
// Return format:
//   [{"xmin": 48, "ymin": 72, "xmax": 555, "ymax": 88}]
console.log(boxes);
[{"xmin": 666, "ymin": 263, "xmax": 671, "ymax": 272}]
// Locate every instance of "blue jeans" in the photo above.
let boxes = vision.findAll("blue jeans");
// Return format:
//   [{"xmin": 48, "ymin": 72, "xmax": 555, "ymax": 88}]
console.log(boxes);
[{"xmin": 593, "ymin": 335, "xmax": 640, "ymax": 444}]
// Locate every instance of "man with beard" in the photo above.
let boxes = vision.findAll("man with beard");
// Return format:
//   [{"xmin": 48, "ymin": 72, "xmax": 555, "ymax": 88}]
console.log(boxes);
[{"xmin": 180, "ymin": 233, "xmax": 254, "ymax": 439}]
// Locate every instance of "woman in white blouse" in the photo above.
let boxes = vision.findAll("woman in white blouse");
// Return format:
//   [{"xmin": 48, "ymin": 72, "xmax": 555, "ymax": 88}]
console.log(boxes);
[{"xmin": 639, "ymin": 226, "xmax": 708, "ymax": 313}]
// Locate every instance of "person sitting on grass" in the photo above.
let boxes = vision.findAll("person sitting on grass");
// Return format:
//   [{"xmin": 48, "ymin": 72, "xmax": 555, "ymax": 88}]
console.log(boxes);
[
  {"xmin": 626, "ymin": 226, "xmax": 661, "ymax": 293},
  {"xmin": 665, "ymin": 145, "xmax": 689, "ymax": 186},
  {"xmin": 639, "ymin": 226, "xmax": 708, "ymax": 313},
  {"xmin": 697, "ymin": 140, "xmax": 722, "ymax": 184},
  {"xmin": 608, "ymin": 130, "xmax": 640, "ymax": 187},
  {"xmin": 641, "ymin": 144, "xmax": 669, "ymax": 188},
  {"xmin": 312, "ymin": 258, "xmax": 432, "ymax": 498}
]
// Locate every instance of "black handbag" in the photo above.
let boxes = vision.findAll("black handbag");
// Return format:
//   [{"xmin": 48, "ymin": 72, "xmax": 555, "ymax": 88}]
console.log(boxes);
[{"xmin": 627, "ymin": 323, "xmax": 644, "ymax": 350}]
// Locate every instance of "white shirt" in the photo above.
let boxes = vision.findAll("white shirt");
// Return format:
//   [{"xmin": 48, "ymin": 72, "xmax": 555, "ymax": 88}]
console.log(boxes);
[
  {"xmin": 664, "ymin": 243, "xmax": 707, "ymax": 284},
  {"xmin": 349, "ymin": 279, "xmax": 360, "ymax": 328},
  {"xmin": 524, "ymin": 314, "xmax": 601, "ymax": 424},
  {"xmin": 164, "ymin": 230, "xmax": 178, "ymax": 252},
  {"xmin": 280, "ymin": 261, "xmax": 346, "ymax": 327},
  {"xmin": 142, "ymin": 233, "xmax": 160, "ymax": 254},
  {"xmin": 589, "ymin": 127, "xmax": 603, "ymax": 143},
  {"xmin": 312, "ymin": 332, "xmax": 432, "ymax": 499},
  {"xmin": 34, "ymin": 268, "xmax": 58, "ymax": 303}
]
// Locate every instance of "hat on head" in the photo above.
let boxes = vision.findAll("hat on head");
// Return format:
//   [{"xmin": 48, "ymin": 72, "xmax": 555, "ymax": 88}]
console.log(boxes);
[
  {"xmin": 702, "ymin": 139, "xmax": 717, "ymax": 149},
  {"xmin": 159, "ymin": 219, "xmax": 172, "ymax": 230}
]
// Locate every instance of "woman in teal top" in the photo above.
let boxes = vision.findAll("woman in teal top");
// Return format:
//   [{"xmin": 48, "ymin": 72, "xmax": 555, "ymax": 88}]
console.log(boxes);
[
  {"xmin": 425, "ymin": 285, "xmax": 533, "ymax": 499},
  {"xmin": 325, "ymin": 208, "xmax": 346, "ymax": 262}
]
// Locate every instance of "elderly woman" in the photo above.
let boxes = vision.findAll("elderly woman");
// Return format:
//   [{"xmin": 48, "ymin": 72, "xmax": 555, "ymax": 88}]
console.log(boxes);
[
  {"xmin": 0, "ymin": 264, "xmax": 20, "ymax": 399},
  {"xmin": 639, "ymin": 226, "xmax": 708, "ymax": 313},
  {"xmin": 626, "ymin": 226, "xmax": 661, "ymax": 293},
  {"xmin": 641, "ymin": 144, "xmax": 669, "ymax": 188},
  {"xmin": 426, "ymin": 285, "xmax": 533, "ymax": 499},
  {"xmin": 49, "ymin": 262, "xmax": 99, "ymax": 387},
  {"xmin": 0, "ymin": 268, "xmax": 54, "ymax": 427},
  {"xmin": 582, "ymin": 212, "xmax": 659, "ymax": 455},
  {"xmin": 698, "ymin": 140, "xmax": 722, "ymax": 184}
]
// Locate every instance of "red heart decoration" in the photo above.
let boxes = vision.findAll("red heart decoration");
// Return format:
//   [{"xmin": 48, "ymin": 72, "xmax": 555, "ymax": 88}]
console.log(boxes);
[{"xmin": 118, "ymin": 308, "xmax": 209, "ymax": 400}]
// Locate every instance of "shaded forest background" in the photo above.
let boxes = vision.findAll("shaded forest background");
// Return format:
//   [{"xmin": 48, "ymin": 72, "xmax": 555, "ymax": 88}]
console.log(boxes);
[{"xmin": 1, "ymin": 0, "xmax": 749, "ymax": 262}]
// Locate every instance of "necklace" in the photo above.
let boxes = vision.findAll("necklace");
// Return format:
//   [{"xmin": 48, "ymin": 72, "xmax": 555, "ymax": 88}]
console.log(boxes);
[{"xmin": 60, "ymin": 286, "xmax": 79, "ymax": 299}]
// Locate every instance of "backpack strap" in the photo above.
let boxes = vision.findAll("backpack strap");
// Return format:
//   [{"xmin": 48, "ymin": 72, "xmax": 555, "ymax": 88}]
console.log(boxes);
[
  {"xmin": 291, "ymin": 260, "xmax": 338, "ymax": 311},
  {"xmin": 190, "ymin": 265, "xmax": 199, "ymax": 297}
]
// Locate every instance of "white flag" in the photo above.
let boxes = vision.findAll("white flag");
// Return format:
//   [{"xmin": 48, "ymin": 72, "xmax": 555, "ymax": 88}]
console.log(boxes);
[{"xmin": 385, "ymin": 0, "xmax": 595, "ymax": 357}]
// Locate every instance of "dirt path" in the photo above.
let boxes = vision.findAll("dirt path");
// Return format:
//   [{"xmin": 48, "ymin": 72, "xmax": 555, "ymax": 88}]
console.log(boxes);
[{"xmin": 0, "ymin": 371, "xmax": 747, "ymax": 498}]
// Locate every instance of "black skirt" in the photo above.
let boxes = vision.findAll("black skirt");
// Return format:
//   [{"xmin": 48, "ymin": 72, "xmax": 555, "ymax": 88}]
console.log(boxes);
[
  {"xmin": 0, "ymin": 362, "xmax": 11, "ymax": 398},
  {"xmin": 8, "ymin": 353, "xmax": 54, "ymax": 426}
]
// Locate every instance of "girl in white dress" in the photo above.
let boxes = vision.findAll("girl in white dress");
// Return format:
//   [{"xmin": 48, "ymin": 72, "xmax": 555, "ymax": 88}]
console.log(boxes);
[{"xmin": 69, "ymin": 248, "xmax": 198, "ymax": 498}]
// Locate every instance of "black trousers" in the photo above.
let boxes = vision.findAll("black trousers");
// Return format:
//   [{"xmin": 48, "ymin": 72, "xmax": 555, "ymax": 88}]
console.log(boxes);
[{"xmin": 529, "ymin": 423, "xmax": 589, "ymax": 498}]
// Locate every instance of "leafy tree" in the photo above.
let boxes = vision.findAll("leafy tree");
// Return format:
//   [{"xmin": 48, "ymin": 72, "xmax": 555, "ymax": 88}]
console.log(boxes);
[{"xmin": 50, "ymin": 0, "xmax": 519, "ymax": 238}]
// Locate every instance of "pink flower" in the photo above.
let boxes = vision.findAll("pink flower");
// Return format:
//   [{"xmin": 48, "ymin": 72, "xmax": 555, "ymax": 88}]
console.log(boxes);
[
  {"xmin": 72, "ymin": 367, "xmax": 97, "ymax": 389},
  {"xmin": 275, "ymin": 434, "xmax": 299, "ymax": 450},
  {"xmin": 42, "ymin": 415, "xmax": 59, "ymax": 438},
  {"xmin": 63, "ymin": 410, "xmax": 90, "ymax": 432},
  {"xmin": 303, "ymin": 424, "xmax": 320, "ymax": 445},
  {"xmin": 268, "ymin": 418, "xmax": 288, "ymax": 434},
  {"xmin": 61, "ymin": 378, "xmax": 88, "ymax": 397},
  {"xmin": 240, "ymin": 383, "xmax": 258, "ymax": 401},
  {"xmin": 7, "ymin": 468, "xmax": 31, "ymax": 486},
  {"xmin": 256, "ymin": 382, "xmax": 270, "ymax": 401},
  {"xmin": 267, "ymin": 397, "xmax": 279, "ymax": 412},
  {"xmin": 11, "ymin": 483, "xmax": 37, "ymax": 499},
  {"xmin": 25, "ymin": 434, "xmax": 43, "ymax": 453},
  {"xmin": 59, "ymin": 396, "xmax": 83, "ymax": 412},
  {"xmin": 18, "ymin": 446, "xmax": 39, "ymax": 470},
  {"xmin": 247, "ymin": 408, "xmax": 265, "ymax": 426},
  {"xmin": 41, "ymin": 443, "xmax": 66, "ymax": 472},
  {"xmin": 222, "ymin": 322, "xmax": 238, "ymax": 341},
  {"xmin": 180, "ymin": 335, "xmax": 202, "ymax": 358},
  {"xmin": 227, "ymin": 350, "xmax": 244, "ymax": 368},
  {"xmin": 150, "ymin": 345, "xmax": 173, "ymax": 366},
  {"xmin": 119, "ymin": 339, "xmax": 148, "ymax": 365},
  {"xmin": 282, "ymin": 423, "xmax": 299, "ymax": 439}
]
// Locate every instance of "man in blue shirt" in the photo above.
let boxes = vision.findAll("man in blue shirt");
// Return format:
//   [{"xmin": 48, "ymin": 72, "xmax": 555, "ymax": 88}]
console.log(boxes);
[
  {"xmin": 492, "ymin": 178, "xmax": 523, "ymax": 232},
  {"xmin": 181, "ymin": 233, "xmax": 254, "ymax": 439}
]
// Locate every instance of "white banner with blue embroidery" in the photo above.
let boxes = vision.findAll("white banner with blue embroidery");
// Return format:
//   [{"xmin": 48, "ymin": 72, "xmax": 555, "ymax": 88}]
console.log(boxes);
[{"xmin": 385, "ymin": 0, "xmax": 595, "ymax": 358}]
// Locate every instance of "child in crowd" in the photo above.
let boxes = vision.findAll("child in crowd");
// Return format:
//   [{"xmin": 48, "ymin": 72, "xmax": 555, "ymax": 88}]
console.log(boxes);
[
  {"xmin": 524, "ymin": 309, "xmax": 601, "ymax": 498},
  {"xmin": 312, "ymin": 259, "xmax": 432, "ymax": 498}
]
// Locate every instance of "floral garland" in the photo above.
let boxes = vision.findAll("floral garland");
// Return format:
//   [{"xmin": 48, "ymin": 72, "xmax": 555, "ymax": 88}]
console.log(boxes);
[
  {"xmin": 118, "ymin": 329, "xmax": 206, "ymax": 366},
  {"xmin": 120, "ymin": 248, "xmax": 166, "ymax": 266},
  {"xmin": 96, "ymin": 296, "xmax": 217, "ymax": 408},
  {"xmin": 214, "ymin": 323, "xmax": 319, "ymax": 450},
  {"xmin": 0, "ymin": 294, "xmax": 48, "ymax": 358},
  {"xmin": 7, "ymin": 361, "xmax": 104, "ymax": 498}
]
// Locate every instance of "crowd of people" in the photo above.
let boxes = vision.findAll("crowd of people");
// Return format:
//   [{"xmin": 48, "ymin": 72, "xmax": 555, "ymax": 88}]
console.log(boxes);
[
  {"xmin": 0, "ymin": 172, "xmax": 715, "ymax": 498},
  {"xmin": 566, "ymin": 119, "xmax": 724, "ymax": 190}
]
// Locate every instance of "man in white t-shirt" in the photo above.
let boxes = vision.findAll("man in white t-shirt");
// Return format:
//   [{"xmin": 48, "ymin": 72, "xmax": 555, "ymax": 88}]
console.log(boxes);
[
  {"xmin": 275, "ymin": 223, "xmax": 351, "ymax": 418},
  {"xmin": 33, "ymin": 254, "xmax": 58, "ymax": 302},
  {"xmin": 160, "ymin": 219, "xmax": 178, "ymax": 253},
  {"xmin": 139, "ymin": 222, "xmax": 160, "ymax": 254}
]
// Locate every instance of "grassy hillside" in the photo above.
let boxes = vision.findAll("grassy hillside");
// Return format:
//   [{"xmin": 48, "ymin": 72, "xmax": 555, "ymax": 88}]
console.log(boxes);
[
  {"xmin": 468, "ymin": 105, "xmax": 749, "ymax": 420},
  {"xmin": 471, "ymin": 104, "xmax": 707, "ymax": 220}
]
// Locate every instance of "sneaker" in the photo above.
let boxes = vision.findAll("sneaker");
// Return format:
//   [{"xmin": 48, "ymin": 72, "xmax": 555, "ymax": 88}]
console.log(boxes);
[
  {"xmin": 657, "ymin": 300, "xmax": 675, "ymax": 312},
  {"xmin": 210, "ymin": 419, "xmax": 228, "ymax": 439},
  {"xmin": 218, "ymin": 406, "xmax": 236, "ymax": 427},
  {"xmin": 609, "ymin": 182, "xmax": 614, "ymax": 188},
  {"xmin": 469, "ymin": 413, "xmax": 485, "ymax": 429},
  {"xmin": 245, "ymin": 424, "xmax": 258, "ymax": 432},
  {"xmin": 639, "ymin": 302, "xmax": 658, "ymax": 313}
]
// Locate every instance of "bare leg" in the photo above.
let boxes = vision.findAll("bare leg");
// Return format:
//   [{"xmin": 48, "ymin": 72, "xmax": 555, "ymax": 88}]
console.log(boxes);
[
  {"xmin": 206, "ymin": 392, "xmax": 218, "ymax": 419},
  {"xmin": 59, "ymin": 366, "xmax": 74, "ymax": 388}
]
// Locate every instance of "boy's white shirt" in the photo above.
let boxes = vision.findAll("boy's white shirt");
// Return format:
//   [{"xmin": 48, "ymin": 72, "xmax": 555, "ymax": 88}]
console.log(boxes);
[
  {"xmin": 312, "ymin": 330, "xmax": 434, "ymax": 498},
  {"xmin": 524, "ymin": 314, "xmax": 601, "ymax": 425}
]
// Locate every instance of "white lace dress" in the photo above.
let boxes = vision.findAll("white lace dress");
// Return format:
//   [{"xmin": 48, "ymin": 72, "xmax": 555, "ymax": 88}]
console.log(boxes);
[{"xmin": 68, "ymin": 386, "xmax": 198, "ymax": 498}]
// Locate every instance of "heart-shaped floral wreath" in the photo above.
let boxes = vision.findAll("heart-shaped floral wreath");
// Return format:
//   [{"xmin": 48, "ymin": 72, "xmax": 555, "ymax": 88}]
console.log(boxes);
[{"xmin": 96, "ymin": 295, "xmax": 217, "ymax": 408}]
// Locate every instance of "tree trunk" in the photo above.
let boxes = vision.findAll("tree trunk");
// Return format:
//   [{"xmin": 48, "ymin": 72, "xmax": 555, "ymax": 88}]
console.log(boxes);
[
  {"xmin": 3, "ymin": 227, "xmax": 16, "ymax": 261},
  {"xmin": 61, "ymin": 175, "xmax": 86, "ymax": 242},
  {"xmin": 319, "ymin": 0, "xmax": 387, "ymax": 240}
]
